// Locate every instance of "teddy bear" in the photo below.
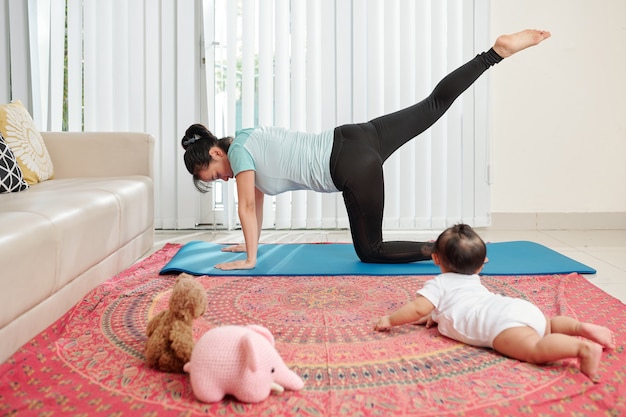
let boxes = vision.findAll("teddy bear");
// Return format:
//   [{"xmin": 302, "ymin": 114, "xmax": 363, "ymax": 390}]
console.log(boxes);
[
  {"xmin": 184, "ymin": 324, "xmax": 304, "ymax": 403},
  {"xmin": 145, "ymin": 273, "xmax": 207, "ymax": 373}
]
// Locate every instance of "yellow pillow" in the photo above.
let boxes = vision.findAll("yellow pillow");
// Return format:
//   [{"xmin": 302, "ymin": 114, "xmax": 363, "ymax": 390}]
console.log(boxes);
[{"xmin": 0, "ymin": 100, "xmax": 54, "ymax": 184}]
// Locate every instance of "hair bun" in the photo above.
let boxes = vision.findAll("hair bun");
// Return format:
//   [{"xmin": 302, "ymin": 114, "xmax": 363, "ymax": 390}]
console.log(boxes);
[
  {"xmin": 181, "ymin": 123, "xmax": 218, "ymax": 149},
  {"xmin": 182, "ymin": 134, "xmax": 199, "ymax": 148}
]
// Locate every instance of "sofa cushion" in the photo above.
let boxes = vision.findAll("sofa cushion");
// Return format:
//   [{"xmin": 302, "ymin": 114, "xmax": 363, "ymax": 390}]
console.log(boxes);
[
  {"xmin": 0, "ymin": 212, "xmax": 58, "ymax": 330},
  {"xmin": 0, "ymin": 132, "xmax": 29, "ymax": 193},
  {"xmin": 0, "ymin": 176, "xmax": 153, "ymax": 292},
  {"xmin": 0, "ymin": 100, "xmax": 54, "ymax": 184}
]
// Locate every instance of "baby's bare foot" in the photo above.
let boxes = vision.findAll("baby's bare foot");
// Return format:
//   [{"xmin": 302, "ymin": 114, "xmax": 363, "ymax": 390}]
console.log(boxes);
[
  {"xmin": 493, "ymin": 29, "xmax": 551, "ymax": 58},
  {"xmin": 579, "ymin": 341, "xmax": 603, "ymax": 382},
  {"xmin": 580, "ymin": 322, "xmax": 616, "ymax": 349}
]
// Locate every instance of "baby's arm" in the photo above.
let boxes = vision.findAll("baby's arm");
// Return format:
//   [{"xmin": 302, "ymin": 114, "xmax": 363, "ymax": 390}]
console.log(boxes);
[{"xmin": 375, "ymin": 295, "xmax": 435, "ymax": 331}]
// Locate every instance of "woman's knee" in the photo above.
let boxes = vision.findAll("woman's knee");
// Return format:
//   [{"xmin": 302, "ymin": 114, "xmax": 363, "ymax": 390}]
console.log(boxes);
[{"xmin": 352, "ymin": 238, "xmax": 382, "ymax": 263}]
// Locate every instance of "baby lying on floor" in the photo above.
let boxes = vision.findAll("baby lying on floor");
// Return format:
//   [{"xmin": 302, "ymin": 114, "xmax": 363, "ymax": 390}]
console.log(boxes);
[{"xmin": 375, "ymin": 224, "xmax": 615, "ymax": 382}]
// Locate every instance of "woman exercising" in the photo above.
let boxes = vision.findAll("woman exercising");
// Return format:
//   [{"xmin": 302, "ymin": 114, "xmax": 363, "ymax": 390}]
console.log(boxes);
[{"xmin": 182, "ymin": 29, "xmax": 551, "ymax": 270}]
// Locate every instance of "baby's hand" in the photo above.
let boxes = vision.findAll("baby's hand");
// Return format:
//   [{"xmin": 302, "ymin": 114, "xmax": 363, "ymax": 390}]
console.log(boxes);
[
  {"xmin": 415, "ymin": 312, "xmax": 436, "ymax": 328},
  {"xmin": 374, "ymin": 316, "xmax": 392, "ymax": 332}
]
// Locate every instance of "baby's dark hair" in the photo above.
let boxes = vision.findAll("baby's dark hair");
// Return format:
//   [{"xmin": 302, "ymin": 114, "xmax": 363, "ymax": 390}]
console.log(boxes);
[
  {"xmin": 181, "ymin": 124, "xmax": 232, "ymax": 192},
  {"xmin": 433, "ymin": 224, "xmax": 486, "ymax": 275}
]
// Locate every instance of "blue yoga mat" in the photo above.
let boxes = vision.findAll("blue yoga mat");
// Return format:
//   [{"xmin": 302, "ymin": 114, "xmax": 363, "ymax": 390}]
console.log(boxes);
[{"xmin": 159, "ymin": 240, "xmax": 596, "ymax": 276}]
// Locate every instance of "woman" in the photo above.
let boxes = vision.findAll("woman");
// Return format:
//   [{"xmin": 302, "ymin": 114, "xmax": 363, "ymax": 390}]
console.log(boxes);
[{"xmin": 182, "ymin": 29, "xmax": 551, "ymax": 271}]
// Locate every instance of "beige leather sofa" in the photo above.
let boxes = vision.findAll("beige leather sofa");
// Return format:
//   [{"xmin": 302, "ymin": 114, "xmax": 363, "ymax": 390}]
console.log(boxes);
[{"xmin": 0, "ymin": 132, "xmax": 155, "ymax": 363}]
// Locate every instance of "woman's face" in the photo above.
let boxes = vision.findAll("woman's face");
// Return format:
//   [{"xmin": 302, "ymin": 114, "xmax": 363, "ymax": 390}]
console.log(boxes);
[{"xmin": 196, "ymin": 147, "xmax": 233, "ymax": 182}]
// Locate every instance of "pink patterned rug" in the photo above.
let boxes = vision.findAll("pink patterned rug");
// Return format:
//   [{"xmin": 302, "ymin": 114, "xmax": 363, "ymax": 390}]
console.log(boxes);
[{"xmin": 1, "ymin": 243, "xmax": 625, "ymax": 416}]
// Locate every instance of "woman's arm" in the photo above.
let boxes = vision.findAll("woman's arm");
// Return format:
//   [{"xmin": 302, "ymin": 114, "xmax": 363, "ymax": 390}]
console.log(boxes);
[
  {"xmin": 255, "ymin": 186, "xmax": 264, "ymax": 241},
  {"xmin": 221, "ymin": 185, "xmax": 264, "ymax": 254},
  {"xmin": 215, "ymin": 170, "xmax": 259, "ymax": 270}
]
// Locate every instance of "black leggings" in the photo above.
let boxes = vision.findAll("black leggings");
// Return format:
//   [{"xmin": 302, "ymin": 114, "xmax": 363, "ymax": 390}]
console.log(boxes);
[{"xmin": 329, "ymin": 48, "xmax": 503, "ymax": 263}]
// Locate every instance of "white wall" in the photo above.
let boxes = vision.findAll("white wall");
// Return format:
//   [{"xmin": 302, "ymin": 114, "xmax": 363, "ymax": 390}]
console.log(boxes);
[{"xmin": 489, "ymin": 1, "xmax": 626, "ymax": 217}]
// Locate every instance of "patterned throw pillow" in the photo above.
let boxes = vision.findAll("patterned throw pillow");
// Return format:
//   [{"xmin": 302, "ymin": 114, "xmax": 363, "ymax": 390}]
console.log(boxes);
[
  {"xmin": 0, "ymin": 132, "xmax": 29, "ymax": 193},
  {"xmin": 0, "ymin": 100, "xmax": 54, "ymax": 184}
]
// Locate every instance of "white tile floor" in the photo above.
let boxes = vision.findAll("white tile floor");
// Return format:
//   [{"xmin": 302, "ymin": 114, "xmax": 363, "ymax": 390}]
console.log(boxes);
[{"xmin": 150, "ymin": 228, "xmax": 626, "ymax": 304}]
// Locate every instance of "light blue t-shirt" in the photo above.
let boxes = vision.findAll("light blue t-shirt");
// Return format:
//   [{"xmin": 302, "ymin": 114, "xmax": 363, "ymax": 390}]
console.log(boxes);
[{"xmin": 228, "ymin": 126, "xmax": 338, "ymax": 196}]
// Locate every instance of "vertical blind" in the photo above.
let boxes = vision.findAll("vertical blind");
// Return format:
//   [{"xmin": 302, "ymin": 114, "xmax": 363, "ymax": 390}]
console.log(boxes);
[
  {"xmin": 204, "ymin": 0, "xmax": 492, "ymax": 231},
  {"xmin": 2, "ymin": 0, "xmax": 208, "ymax": 230},
  {"xmin": 1, "ymin": 0, "xmax": 491, "ymax": 231}
]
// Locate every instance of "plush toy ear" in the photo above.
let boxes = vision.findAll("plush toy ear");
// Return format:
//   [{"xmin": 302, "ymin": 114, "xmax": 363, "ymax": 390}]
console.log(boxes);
[
  {"xmin": 246, "ymin": 324, "xmax": 275, "ymax": 346},
  {"xmin": 240, "ymin": 333, "xmax": 260, "ymax": 373}
]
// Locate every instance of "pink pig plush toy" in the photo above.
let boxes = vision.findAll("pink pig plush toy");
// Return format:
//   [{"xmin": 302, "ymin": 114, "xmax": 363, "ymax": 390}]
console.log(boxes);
[{"xmin": 184, "ymin": 324, "xmax": 304, "ymax": 403}]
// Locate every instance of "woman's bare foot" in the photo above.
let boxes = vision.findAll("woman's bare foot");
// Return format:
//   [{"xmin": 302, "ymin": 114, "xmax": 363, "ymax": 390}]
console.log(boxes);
[
  {"xmin": 493, "ymin": 29, "xmax": 551, "ymax": 58},
  {"xmin": 579, "ymin": 322, "xmax": 616, "ymax": 349},
  {"xmin": 579, "ymin": 341, "xmax": 603, "ymax": 382},
  {"xmin": 420, "ymin": 241, "xmax": 435, "ymax": 258}
]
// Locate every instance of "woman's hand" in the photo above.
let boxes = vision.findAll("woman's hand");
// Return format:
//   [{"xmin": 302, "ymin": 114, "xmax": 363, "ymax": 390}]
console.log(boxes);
[
  {"xmin": 215, "ymin": 259, "xmax": 256, "ymax": 270},
  {"xmin": 221, "ymin": 244, "xmax": 247, "ymax": 253}
]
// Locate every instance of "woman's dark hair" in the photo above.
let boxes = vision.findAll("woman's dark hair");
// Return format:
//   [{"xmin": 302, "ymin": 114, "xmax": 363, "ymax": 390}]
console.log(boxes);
[
  {"xmin": 433, "ymin": 224, "xmax": 486, "ymax": 275},
  {"xmin": 181, "ymin": 124, "xmax": 232, "ymax": 193}
]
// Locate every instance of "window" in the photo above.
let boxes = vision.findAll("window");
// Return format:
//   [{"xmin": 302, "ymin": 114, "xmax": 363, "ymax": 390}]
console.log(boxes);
[{"xmin": 202, "ymin": 0, "xmax": 492, "ymax": 230}]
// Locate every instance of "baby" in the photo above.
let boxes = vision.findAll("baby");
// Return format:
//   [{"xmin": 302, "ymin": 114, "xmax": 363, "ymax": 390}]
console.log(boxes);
[{"xmin": 375, "ymin": 224, "xmax": 615, "ymax": 381}]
